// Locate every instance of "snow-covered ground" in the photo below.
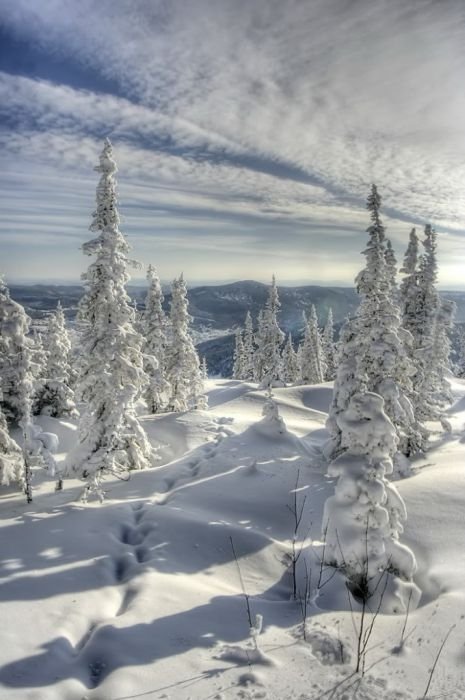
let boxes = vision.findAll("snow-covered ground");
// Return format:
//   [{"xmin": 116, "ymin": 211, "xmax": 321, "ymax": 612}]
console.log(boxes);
[{"xmin": 1, "ymin": 378, "xmax": 465, "ymax": 700}]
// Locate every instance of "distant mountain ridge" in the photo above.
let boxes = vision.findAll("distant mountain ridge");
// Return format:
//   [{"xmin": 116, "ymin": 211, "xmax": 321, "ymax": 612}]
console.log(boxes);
[
  {"xmin": 9, "ymin": 281, "xmax": 465, "ymax": 377},
  {"xmin": 8, "ymin": 280, "xmax": 360, "ymax": 328},
  {"xmin": 9, "ymin": 279, "xmax": 465, "ymax": 324}
]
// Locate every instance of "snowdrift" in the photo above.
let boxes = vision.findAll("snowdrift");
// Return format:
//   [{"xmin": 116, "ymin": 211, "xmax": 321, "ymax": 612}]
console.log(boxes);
[{"xmin": 1, "ymin": 379, "xmax": 465, "ymax": 699}]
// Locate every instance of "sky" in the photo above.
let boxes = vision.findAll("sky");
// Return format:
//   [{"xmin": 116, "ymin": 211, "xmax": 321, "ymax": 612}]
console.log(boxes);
[{"xmin": 1, "ymin": 0, "xmax": 465, "ymax": 287}]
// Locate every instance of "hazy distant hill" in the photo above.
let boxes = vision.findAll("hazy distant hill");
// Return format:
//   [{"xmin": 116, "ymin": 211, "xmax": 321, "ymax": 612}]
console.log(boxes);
[
  {"xmin": 9, "ymin": 280, "xmax": 359, "ymax": 326},
  {"xmin": 9, "ymin": 281, "xmax": 465, "ymax": 376},
  {"xmin": 169, "ymin": 280, "xmax": 359, "ymax": 330}
]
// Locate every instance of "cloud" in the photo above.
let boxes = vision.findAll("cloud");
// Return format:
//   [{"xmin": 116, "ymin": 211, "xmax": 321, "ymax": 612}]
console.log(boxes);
[{"xmin": 1, "ymin": 0, "xmax": 465, "ymax": 283}]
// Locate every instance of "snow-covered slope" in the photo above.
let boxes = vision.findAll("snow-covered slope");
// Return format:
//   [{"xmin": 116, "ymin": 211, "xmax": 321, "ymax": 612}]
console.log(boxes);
[{"xmin": 1, "ymin": 379, "xmax": 465, "ymax": 700}]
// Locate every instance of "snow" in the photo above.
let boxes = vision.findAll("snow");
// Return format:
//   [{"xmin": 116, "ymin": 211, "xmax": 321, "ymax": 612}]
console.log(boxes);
[{"xmin": 1, "ymin": 377, "xmax": 465, "ymax": 699}]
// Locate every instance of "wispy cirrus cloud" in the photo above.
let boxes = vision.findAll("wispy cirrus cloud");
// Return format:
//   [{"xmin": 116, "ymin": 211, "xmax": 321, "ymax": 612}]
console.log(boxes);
[{"xmin": 1, "ymin": 0, "xmax": 465, "ymax": 284}]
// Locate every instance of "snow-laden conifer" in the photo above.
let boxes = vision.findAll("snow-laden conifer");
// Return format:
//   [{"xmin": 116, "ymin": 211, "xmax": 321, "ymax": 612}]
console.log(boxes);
[
  {"xmin": 399, "ymin": 228, "xmax": 420, "ymax": 335},
  {"xmin": 233, "ymin": 329, "xmax": 246, "ymax": 379},
  {"xmin": 254, "ymin": 276, "xmax": 285, "ymax": 389},
  {"xmin": 0, "ymin": 279, "xmax": 56, "ymax": 501},
  {"xmin": 256, "ymin": 389, "xmax": 287, "ymax": 437},
  {"xmin": 280, "ymin": 333, "xmax": 299, "ymax": 385},
  {"xmin": 30, "ymin": 331, "xmax": 47, "ymax": 383},
  {"xmin": 165, "ymin": 274, "xmax": 206, "ymax": 411},
  {"xmin": 321, "ymin": 308, "xmax": 336, "ymax": 380},
  {"xmin": 33, "ymin": 303, "xmax": 76, "ymax": 418},
  {"xmin": 65, "ymin": 140, "xmax": 152, "ymax": 499},
  {"xmin": 201, "ymin": 356, "xmax": 208, "ymax": 381},
  {"xmin": 431, "ymin": 298, "xmax": 455, "ymax": 407},
  {"xmin": 143, "ymin": 265, "xmax": 170, "ymax": 413},
  {"xmin": 253, "ymin": 309, "xmax": 265, "ymax": 382},
  {"xmin": 0, "ymin": 394, "xmax": 23, "ymax": 487},
  {"xmin": 0, "ymin": 280, "xmax": 35, "ymax": 427},
  {"xmin": 242, "ymin": 311, "xmax": 256, "ymax": 381},
  {"xmin": 456, "ymin": 326, "xmax": 465, "ymax": 378},
  {"xmin": 326, "ymin": 186, "xmax": 420, "ymax": 459},
  {"xmin": 412, "ymin": 226, "xmax": 453, "ymax": 430},
  {"xmin": 384, "ymin": 239, "xmax": 398, "ymax": 293},
  {"xmin": 298, "ymin": 306, "xmax": 326, "ymax": 384},
  {"xmin": 323, "ymin": 392, "xmax": 420, "ymax": 611},
  {"xmin": 397, "ymin": 228, "xmax": 430, "ymax": 450}
]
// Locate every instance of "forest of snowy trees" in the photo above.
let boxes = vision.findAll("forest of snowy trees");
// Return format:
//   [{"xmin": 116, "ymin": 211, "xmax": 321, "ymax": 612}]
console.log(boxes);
[
  {"xmin": 0, "ymin": 140, "xmax": 206, "ymax": 501},
  {"xmin": 0, "ymin": 140, "xmax": 457, "ymax": 614}
]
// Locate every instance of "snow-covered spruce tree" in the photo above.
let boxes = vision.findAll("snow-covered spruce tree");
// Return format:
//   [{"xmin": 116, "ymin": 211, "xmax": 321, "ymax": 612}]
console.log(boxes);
[
  {"xmin": 30, "ymin": 331, "xmax": 47, "ymax": 416},
  {"xmin": 165, "ymin": 274, "xmax": 206, "ymax": 411},
  {"xmin": 431, "ymin": 298, "xmax": 455, "ymax": 406},
  {"xmin": 399, "ymin": 228, "xmax": 420, "ymax": 335},
  {"xmin": 0, "ymin": 279, "xmax": 35, "ymax": 427},
  {"xmin": 455, "ymin": 325, "xmax": 465, "ymax": 378},
  {"xmin": 201, "ymin": 356, "xmax": 208, "ymax": 381},
  {"xmin": 253, "ymin": 309, "xmax": 265, "ymax": 382},
  {"xmin": 298, "ymin": 306, "xmax": 326, "ymax": 384},
  {"xmin": 322, "ymin": 308, "xmax": 336, "ymax": 381},
  {"xmin": 33, "ymin": 303, "xmax": 76, "ymax": 418},
  {"xmin": 30, "ymin": 331, "xmax": 47, "ymax": 383},
  {"xmin": 0, "ymin": 391, "xmax": 24, "ymax": 487},
  {"xmin": 233, "ymin": 329, "xmax": 246, "ymax": 379},
  {"xmin": 143, "ymin": 265, "xmax": 170, "ymax": 413},
  {"xmin": 326, "ymin": 185, "xmax": 421, "ymax": 459},
  {"xmin": 243, "ymin": 311, "xmax": 256, "ymax": 381},
  {"xmin": 323, "ymin": 392, "xmax": 420, "ymax": 612},
  {"xmin": 242, "ymin": 311, "xmax": 256, "ymax": 381},
  {"xmin": 256, "ymin": 389, "xmax": 287, "ymax": 437},
  {"xmin": 384, "ymin": 238, "xmax": 398, "ymax": 294},
  {"xmin": 254, "ymin": 276, "xmax": 285, "ymax": 389},
  {"xmin": 280, "ymin": 333, "xmax": 299, "ymax": 385},
  {"xmin": 0, "ymin": 279, "xmax": 43, "ymax": 501},
  {"xmin": 397, "ymin": 228, "xmax": 430, "ymax": 450},
  {"xmin": 65, "ymin": 139, "xmax": 153, "ymax": 500},
  {"xmin": 411, "ymin": 226, "xmax": 453, "ymax": 430}
]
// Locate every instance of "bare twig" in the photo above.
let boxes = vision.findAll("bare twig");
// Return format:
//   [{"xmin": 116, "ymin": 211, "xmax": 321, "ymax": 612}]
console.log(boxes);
[
  {"xmin": 229, "ymin": 536, "xmax": 253, "ymax": 631},
  {"xmin": 317, "ymin": 521, "xmax": 330, "ymax": 590},
  {"xmin": 287, "ymin": 469, "xmax": 308, "ymax": 599},
  {"xmin": 399, "ymin": 589, "xmax": 413, "ymax": 648},
  {"xmin": 299, "ymin": 558, "xmax": 311, "ymax": 641},
  {"xmin": 422, "ymin": 624, "xmax": 456, "ymax": 699}
]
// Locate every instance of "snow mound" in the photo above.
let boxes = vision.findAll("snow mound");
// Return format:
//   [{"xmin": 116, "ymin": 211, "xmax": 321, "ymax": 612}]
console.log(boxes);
[{"xmin": 2, "ymin": 378, "xmax": 465, "ymax": 700}]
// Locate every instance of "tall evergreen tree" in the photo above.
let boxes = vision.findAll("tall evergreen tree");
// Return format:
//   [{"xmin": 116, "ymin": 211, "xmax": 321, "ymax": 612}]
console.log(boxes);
[
  {"xmin": 298, "ymin": 306, "xmax": 326, "ymax": 384},
  {"xmin": 410, "ymin": 226, "xmax": 453, "ymax": 430},
  {"xmin": 232, "ymin": 329, "xmax": 246, "ymax": 379},
  {"xmin": 242, "ymin": 311, "xmax": 256, "ymax": 381},
  {"xmin": 400, "ymin": 228, "xmax": 420, "ymax": 335},
  {"xmin": 321, "ymin": 308, "xmax": 336, "ymax": 380},
  {"xmin": 431, "ymin": 298, "xmax": 455, "ymax": 406},
  {"xmin": 165, "ymin": 274, "xmax": 206, "ymax": 411},
  {"xmin": 455, "ymin": 326, "xmax": 465, "ymax": 378},
  {"xmin": 30, "ymin": 331, "xmax": 47, "ymax": 383},
  {"xmin": 384, "ymin": 238, "xmax": 398, "ymax": 293},
  {"xmin": 201, "ymin": 356, "xmax": 208, "ymax": 381},
  {"xmin": 65, "ymin": 139, "xmax": 152, "ymax": 500},
  {"xmin": 323, "ymin": 392, "xmax": 419, "ymax": 610},
  {"xmin": 280, "ymin": 333, "xmax": 299, "ymax": 384},
  {"xmin": 33, "ymin": 303, "xmax": 76, "ymax": 417},
  {"xmin": 0, "ymin": 279, "xmax": 39, "ymax": 501},
  {"xmin": 254, "ymin": 276, "xmax": 285, "ymax": 389},
  {"xmin": 143, "ymin": 265, "xmax": 170, "ymax": 413},
  {"xmin": 0, "ymin": 396, "xmax": 23, "ymax": 487},
  {"xmin": 398, "ymin": 228, "xmax": 430, "ymax": 448},
  {"xmin": 326, "ymin": 185, "xmax": 420, "ymax": 459},
  {"xmin": 253, "ymin": 309, "xmax": 264, "ymax": 382},
  {"xmin": 0, "ymin": 280, "xmax": 34, "ymax": 427}
]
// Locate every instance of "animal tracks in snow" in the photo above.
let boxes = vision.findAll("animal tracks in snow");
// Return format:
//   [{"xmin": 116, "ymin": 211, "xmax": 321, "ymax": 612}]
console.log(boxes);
[
  {"xmin": 158, "ymin": 417, "xmax": 237, "ymax": 496},
  {"xmin": 69, "ymin": 501, "xmax": 160, "ymax": 688}
]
